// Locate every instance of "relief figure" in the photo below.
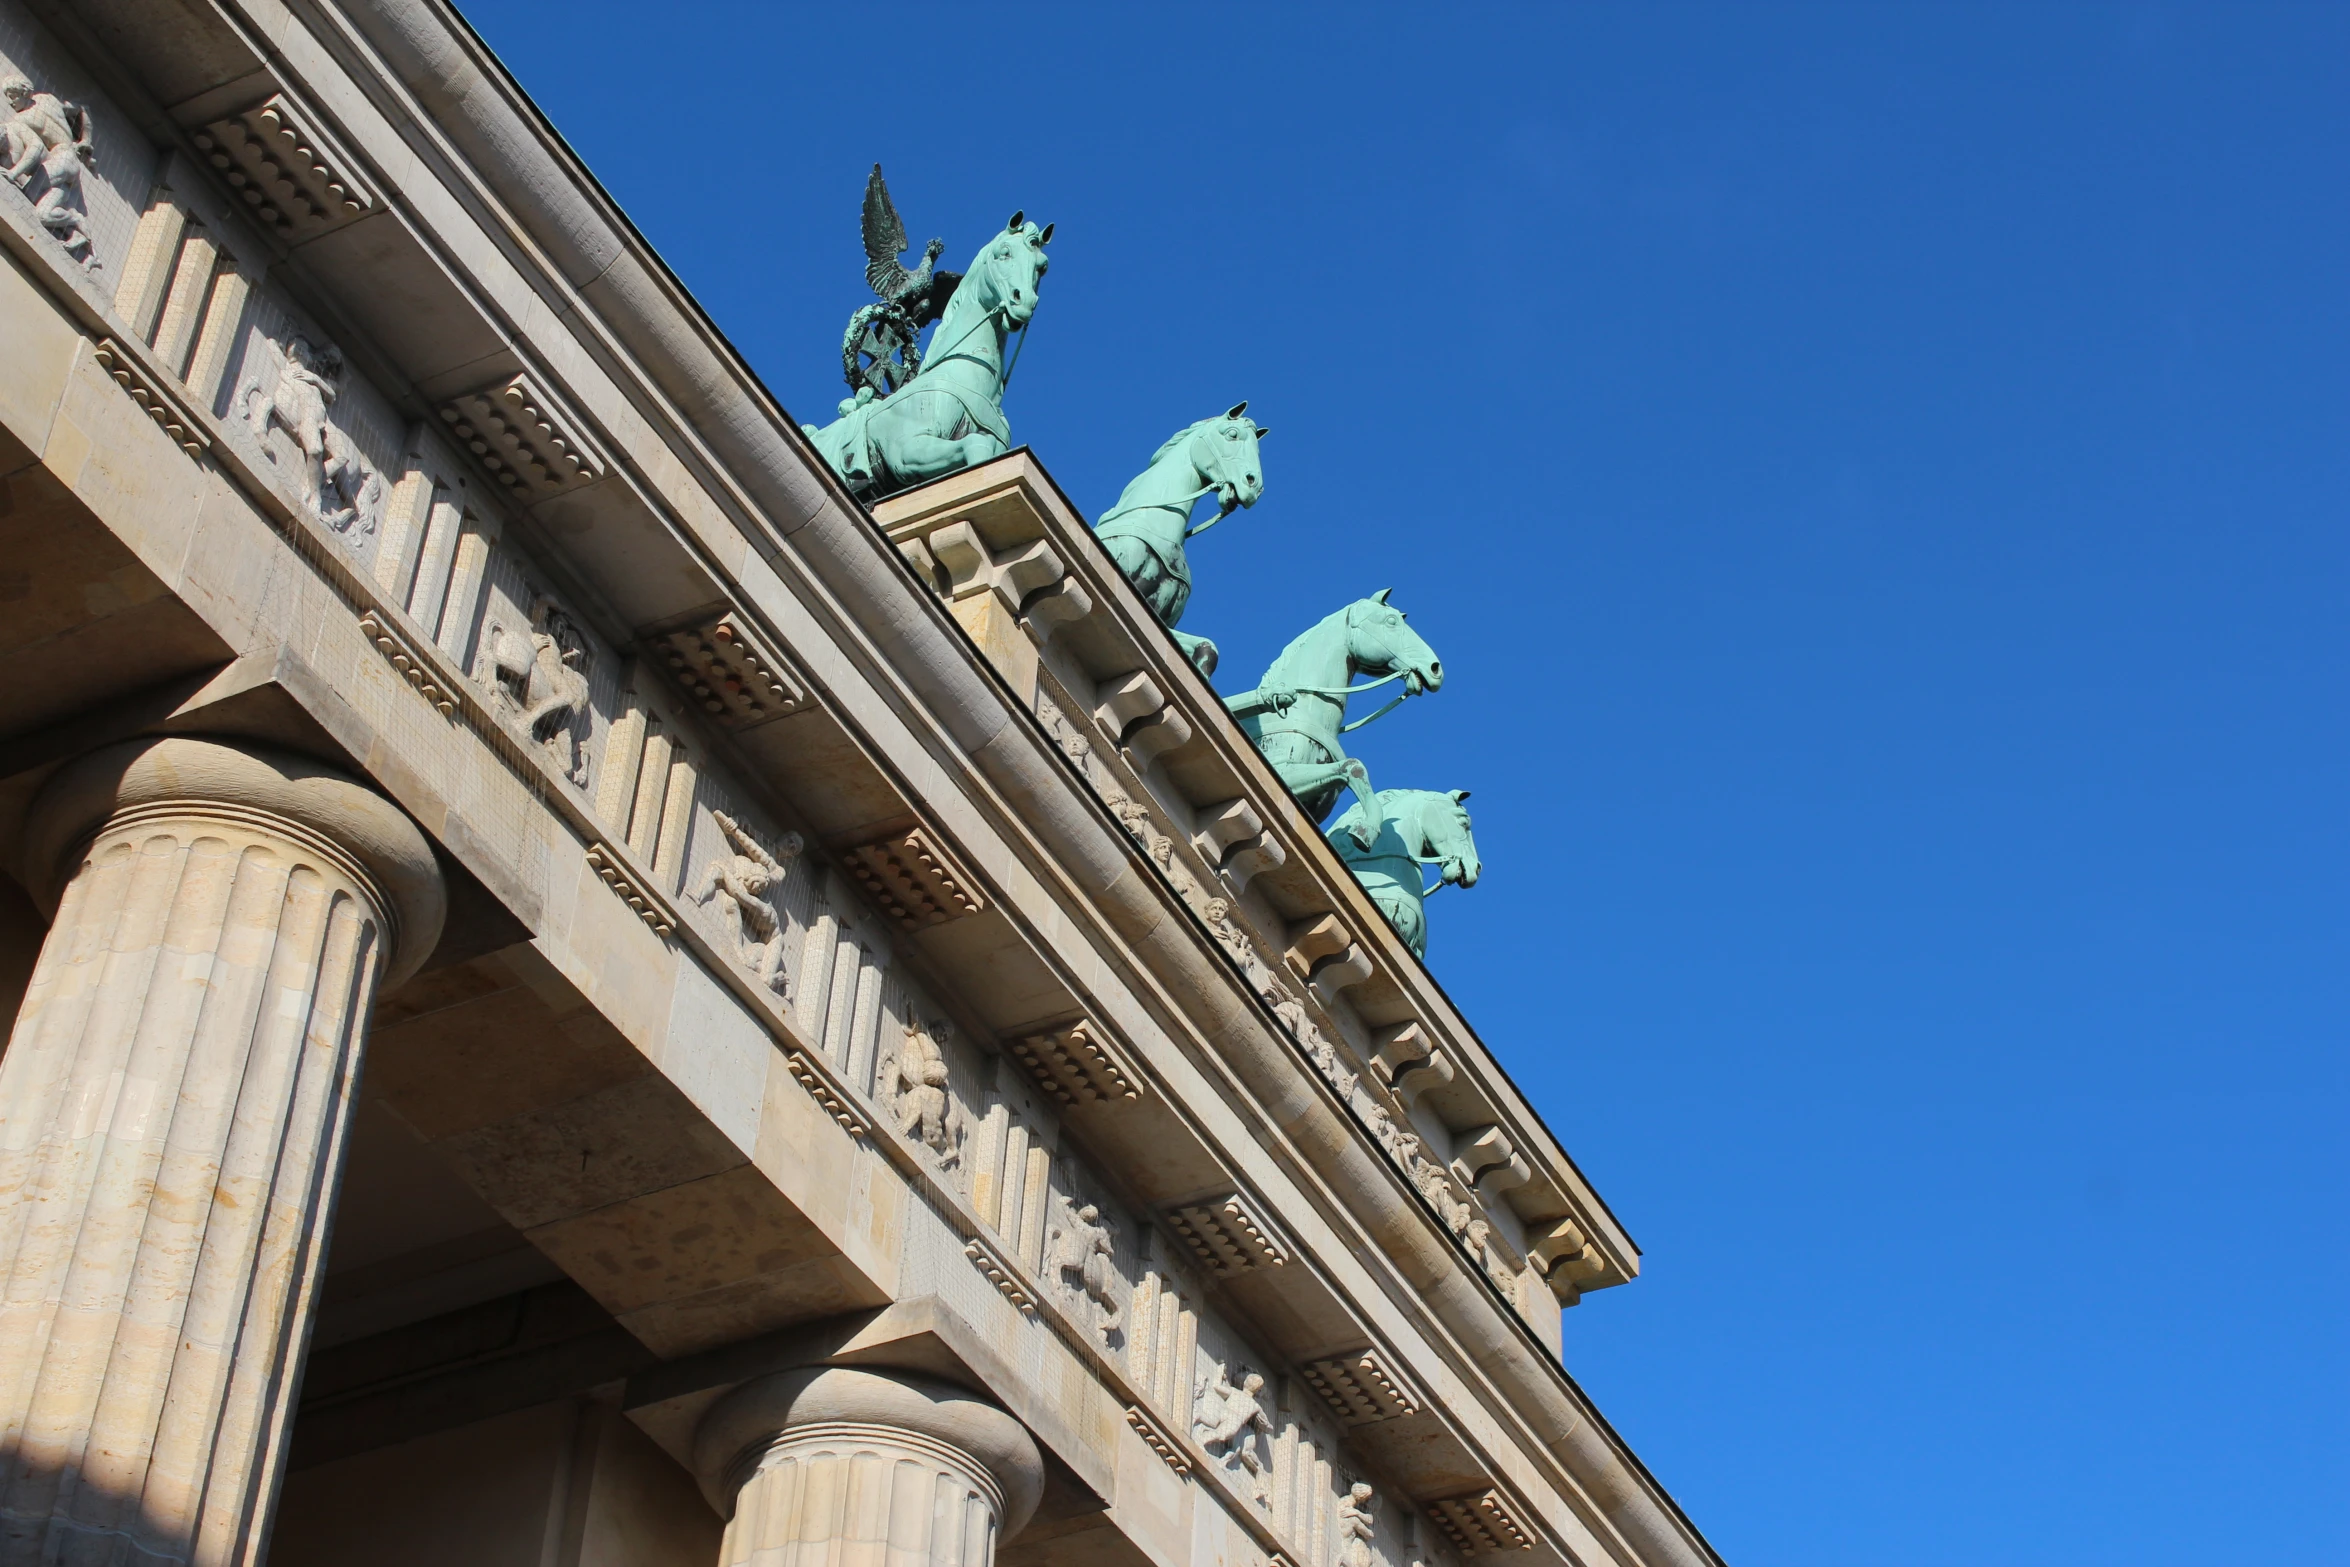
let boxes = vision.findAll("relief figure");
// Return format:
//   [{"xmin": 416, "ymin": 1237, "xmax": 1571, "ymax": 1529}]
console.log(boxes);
[
  {"xmin": 886, "ymin": 1016, "xmax": 959, "ymax": 1168},
  {"xmin": 1044, "ymin": 1194, "xmax": 1123, "ymax": 1346},
  {"xmin": 2, "ymin": 73, "xmax": 96, "ymax": 269},
  {"xmin": 1336, "ymin": 1482, "xmax": 1378, "ymax": 1567},
  {"xmin": 1192, "ymin": 1361, "xmax": 1272, "ymax": 1505},
  {"xmin": 482, "ymin": 593, "xmax": 592, "ymax": 784},
  {"xmin": 241, "ymin": 335, "xmax": 383, "ymax": 534},
  {"xmin": 694, "ymin": 810, "xmax": 803, "ymax": 994}
]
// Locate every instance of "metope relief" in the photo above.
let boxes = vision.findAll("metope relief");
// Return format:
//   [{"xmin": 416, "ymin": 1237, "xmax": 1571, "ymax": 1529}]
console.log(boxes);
[
  {"xmin": 1336, "ymin": 1482, "xmax": 1379, "ymax": 1567},
  {"xmin": 1044, "ymin": 1192, "xmax": 1123, "ymax": 1348},
  {"xmin": 693, "ymin": 811, "xmax": 802, "ymax": 995},
  {"xmin": 237, "ymin": 334, "xmax": 385, "ymax": 536},
  {"xmin": 480, "ymin": 590, "xmax": 593, "ymax": 785},
  {"xmin": 1193, "ymin": 1357, "xmax": 1274, "ymax": 1508},
  {"xmin": 1, "ymin": 68, "xmax": 93, "ymax": 268},
  {"xmin": 882, "ymin": 1013, "xmax": 962, "ymax": 1171}
]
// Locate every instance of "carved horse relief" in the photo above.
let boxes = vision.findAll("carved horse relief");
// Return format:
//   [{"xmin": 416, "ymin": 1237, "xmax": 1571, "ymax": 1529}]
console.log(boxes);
[
  {"xmin": 481, "ymin": 592, "xmax": 592, "ymax": 784},
  {"xmin": 1225, "ymin": 591, "xmax": 1443, "ymax": 845},
  {"xmin": 239, "ymin": 334, "xmax": 383, "ymax": 536},
  {"xmin": 1327, "ymin": 788, "xmax": 1481, "ymax": 958},
  {"xmin": 1093, "ymin": 404, "xmax": 1269, "ymax": 676},
  {"xmin": 805, "ymin": 211, "xmax": 1053, "ymax": 500}
]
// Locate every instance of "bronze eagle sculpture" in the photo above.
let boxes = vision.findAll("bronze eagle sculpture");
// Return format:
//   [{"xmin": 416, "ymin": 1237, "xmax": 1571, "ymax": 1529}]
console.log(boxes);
[{"xmin": 842, "ymin": 164, "xmax": 962, "ymax": 399}]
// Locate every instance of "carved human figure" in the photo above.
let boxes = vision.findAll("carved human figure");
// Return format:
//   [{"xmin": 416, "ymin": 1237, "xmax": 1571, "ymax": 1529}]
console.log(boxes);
[
  {"xmin": 1, "ymin": 73, "xmax": 97, "ymax": 269},
  {"xmin": 694, "ymin": 810, "xmax": 803, "ymax": 993},
  {"xmin": 1202, "ymin": 898, "xmax": 1280, "ymax": 1001},
  {"xmin": 482, "ymin": 593, "xmax": 592, "ymax": 783},
  {"xmin": 1044, "ymin": 1194, "xmax": 1122, "ymax": 1344},
  {"xmin": 1463, "ymin": 1217, "xmax": 1519, "ymax": 1292},
  {"xmin": 241, "ymin": 335, "xmax": 383, "ymax": 533},
  {"xmin": 1396, "ymin": 1132, "xmax": 1473, "ymax": 1235},
  {"xmin": 1192, "ymin": 1363, "xmax": 1272, "ymax": 1504},
  {"xmin": 1336, "ymin": 1482, "xmax": 1378, "ymax": 1567},
  {"xmin": 888, "ymin": 1016, "xmax": 958, "ymax": 1165}
]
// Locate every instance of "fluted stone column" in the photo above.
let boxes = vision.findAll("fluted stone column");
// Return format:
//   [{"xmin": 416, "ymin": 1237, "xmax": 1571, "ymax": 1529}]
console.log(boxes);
[
  {"xmin": 0, "ymin": 738, "xmax": 444, "ymax": 1567},
  {"xmin": 693, "ymin": 1368, "xmax": 1044, "ymax": 1567}
]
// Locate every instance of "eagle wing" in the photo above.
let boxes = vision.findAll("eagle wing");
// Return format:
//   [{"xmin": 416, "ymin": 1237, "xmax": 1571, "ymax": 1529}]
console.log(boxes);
[{"xmin": 862, "ymin": 163, "xmax": 910, "ymax": 299}]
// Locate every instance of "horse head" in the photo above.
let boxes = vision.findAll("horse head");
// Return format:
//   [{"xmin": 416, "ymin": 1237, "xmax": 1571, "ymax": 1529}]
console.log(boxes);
[
  {"xmin": 962, "ymin": 210, "xmax": 1054, "ymax": 328},
  {"xmin": 1184, "ymin": 401, "xmax": 1268, "ymax": 515},
  {"xmin": 1348, "ymin": 589, "xmax": 1444, "ymax": 695},
  {"xmin": 1418, "ymin": 789, "xmax": 1481, "ymax": 888}
]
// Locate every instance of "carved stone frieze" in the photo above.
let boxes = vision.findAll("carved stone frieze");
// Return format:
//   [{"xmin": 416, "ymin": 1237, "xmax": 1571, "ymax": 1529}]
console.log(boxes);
[
  {"xmin": 652, "ymin": 612, "xmax": 808, "ymax": 728},
  {"xmin": 963, "ymin": 1232, "xmax": 1036, "ymax": 1314},
  {"xmin": 843, "ymin": 827, "xmax": 985, "ymax": 929},
  {"xmin": 583, "ymin": 842, "xmax": 673, "ymax": 936},
  {"xmin": 438, "ymin": 374, "xmax": 606, "ymax": 499},
  {"xmin": 90, "ymin": 340, "xmax": 209, "ymax": 457},
  {"xmin": 357, "ymin": 609, "xmax": 456, "ymax": 716},
  {"xmin": 1300, "ymin": 1348, "xmax": 1419, "ymax": 1426},
  {"xmin": 1007, "ymin": 1019, "xmax": 1141, "ymax": 1107},
  {"xmin": 1166, "ymin": 1193, "xmax": 1287, "ymax": 1276},
  {"xmin": 784, "ymin": 1051, "xmax": 868, "ymax": 1137},
  {"xmin": 195, "ymin": 96, "xmax": 373, "ymax": 238},
  {"xmin": 1427, "ymin": 1490, "xmax": 1533, "ymax": 1553}
]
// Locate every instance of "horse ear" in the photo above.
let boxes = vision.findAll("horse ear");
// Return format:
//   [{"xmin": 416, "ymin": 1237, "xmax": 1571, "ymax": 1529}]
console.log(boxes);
[
  {"xmin": 1039, "ymin": 221, "xmax": 1055, "ymax": 244},
  {"xmin": 1007, "ymin": 209, "xmax": 1025, "ymax": 232},
  {"xmin": 1253, "ymin": 427, "xmax": 1270, "ymax": 440},
  {"xmin": 1373, "ymin": 587, "xmax": 1394, "ymax": 605},
  {"xmin": 1226, "ymin": 401, "xmax": 1248, "ymax": 418},
  {"xmin": 1450, "ymin": 789, "xmax": 1471, "ymax": 803}
]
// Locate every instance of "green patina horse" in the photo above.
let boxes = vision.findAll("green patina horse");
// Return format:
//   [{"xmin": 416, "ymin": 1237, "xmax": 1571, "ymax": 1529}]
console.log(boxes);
[
  {"xmin": 1094, "ymin": 403, "xmax": 1269, "ymax": 676},
  {"xmin": 805, "ymin": 212, "xmax": 1053, "ymax": 499},
  {"xmin": 1226, "ymin": 591, "xmax": 1443, "ymax": 846},
  {"xmin": 1327, "ymin": 789, "xmax": 1480, "ymax": 958}
]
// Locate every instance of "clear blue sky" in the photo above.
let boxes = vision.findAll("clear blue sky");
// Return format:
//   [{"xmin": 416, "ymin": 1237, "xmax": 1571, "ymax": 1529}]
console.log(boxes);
[{"xmin": 454, "ymin": 4, "xmax": 2347, "ymax": 1562}]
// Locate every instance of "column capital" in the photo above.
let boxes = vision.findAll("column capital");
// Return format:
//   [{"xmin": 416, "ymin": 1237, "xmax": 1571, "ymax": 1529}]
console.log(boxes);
[
  {"xmin": 693, "ymin": 1365, "xmax": 1046, "ymax": 1538},
  {"xmin": 17, "ymin": 737, "xmax": 445, "ymax": 986}
]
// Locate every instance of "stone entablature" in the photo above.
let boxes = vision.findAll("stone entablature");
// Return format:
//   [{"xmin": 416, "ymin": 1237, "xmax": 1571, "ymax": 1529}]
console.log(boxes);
[
  {"xmin": 875, "ymin": 460, "xmax": 1633, "ymax": 1318},
  {"xmin": 0, "ymin": 3, "xmax": 1723, "ymax": 1566}
]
